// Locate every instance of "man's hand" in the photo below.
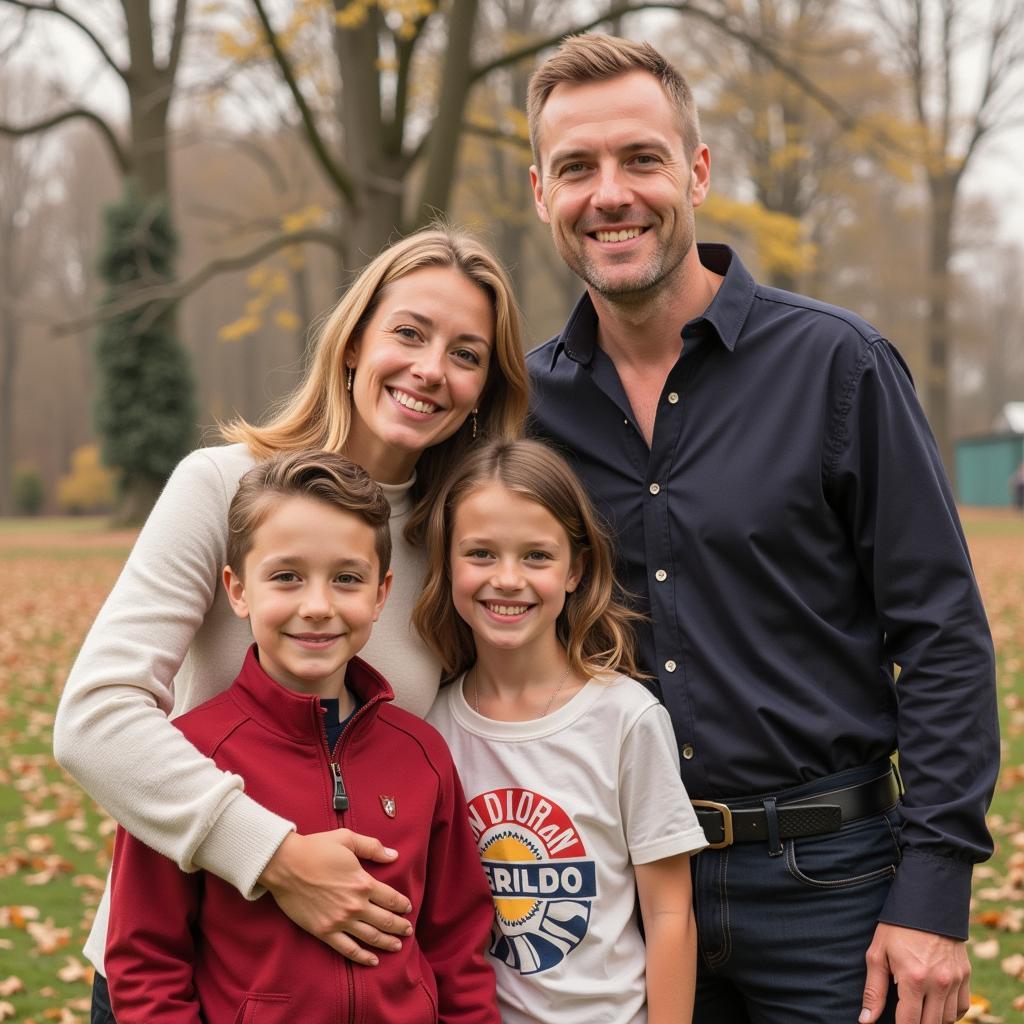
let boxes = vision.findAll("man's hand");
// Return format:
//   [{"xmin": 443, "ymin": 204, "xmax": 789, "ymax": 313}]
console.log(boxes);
[
  {"xmin": 860, "ymin": 923, "xmax": 970, "ymax": 1024},
  {"xmin": 258, "ymin": 829, "xmax": 414, "ymax": 966}
]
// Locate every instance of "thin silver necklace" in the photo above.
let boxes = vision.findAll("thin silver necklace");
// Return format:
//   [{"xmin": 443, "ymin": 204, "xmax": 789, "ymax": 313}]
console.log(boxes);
[{"xmin": 470, "ymin": 662, "xmax": 572, "ymax": 719}]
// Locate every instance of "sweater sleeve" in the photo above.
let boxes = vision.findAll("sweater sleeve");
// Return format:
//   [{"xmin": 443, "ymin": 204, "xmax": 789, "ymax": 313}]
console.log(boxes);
[
  {"xmin": 416, "ymin": 748, "xmax": 499, "ymax": 1024},
  {"xmin": 105, "ymin": 825, "xmax": 204, "ymax": 1024},
  {"xmin": 53, "ymin": 449, "xmax": 293, "ymax": 896}
]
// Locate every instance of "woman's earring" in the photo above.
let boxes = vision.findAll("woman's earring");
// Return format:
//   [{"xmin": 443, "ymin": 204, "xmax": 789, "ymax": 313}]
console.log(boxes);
[
  {"xmin": 346, "ymin": 366, "xmax": 354, "ymax": 393},
  {"xmin": 471, "ymin": 408, "xmax": 478, "ymax": 440}
]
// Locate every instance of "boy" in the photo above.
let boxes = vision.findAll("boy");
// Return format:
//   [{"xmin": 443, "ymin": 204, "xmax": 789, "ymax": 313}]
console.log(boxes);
[{"xmin": 105, "ymin": 450, "xmax": 499, "ymax": 1024}]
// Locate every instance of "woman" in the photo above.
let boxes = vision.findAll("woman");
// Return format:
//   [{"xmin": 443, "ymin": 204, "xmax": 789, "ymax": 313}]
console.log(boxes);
[{"xmin": 52, "ymin": 227, "xmax": 529, "ymax": 1021}]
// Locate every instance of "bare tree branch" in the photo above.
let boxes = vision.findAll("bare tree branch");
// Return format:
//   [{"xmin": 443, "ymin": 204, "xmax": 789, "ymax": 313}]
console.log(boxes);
[
  {"xmin": 165, "ymin": 0, "xmax": 189, "ymax": 77},
  {"xmin": 388, "ymin": 16, "xmax": 428, "ymax": 155},
  {"xmin": 414, "ymin": 0, "xmax": 480, "ymax": 222},
  {"xmin": 0, "ymin": 0, "xmax": 126, "ymax": 81},
  {"xmin": 462, "ymin": 121, "xmax": 532, "ymax": 150},
  {"xmin": 176, "ymin": 131, "xmax": 292, "ymax": 193},
  {"xmin": 470, "ymin": 2, "xmax": 864, "ymax": 137},
  {"xmin": 250, "ymin": 0, "xmax": 358, "ymax": 206},
  {"xmin": 0, "ymin": 106, "xmax": 130, "ymax": 173},
  {"xmin": 55, "ymin": 227, "xmax": 346, "ymax": 336}
]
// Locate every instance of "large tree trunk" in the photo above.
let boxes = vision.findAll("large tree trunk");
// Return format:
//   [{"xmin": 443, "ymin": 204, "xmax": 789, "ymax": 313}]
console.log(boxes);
[
  {"xmin": 108, "ymin": 0, "xmax": 189, "ymax": 523},
  {"xmin": 414, "ymin": 0, "xmax": 480, "ymax": 226},
  {"xmin": 332, "ymin": 10, "xmax": 405, "ymax": 258}
]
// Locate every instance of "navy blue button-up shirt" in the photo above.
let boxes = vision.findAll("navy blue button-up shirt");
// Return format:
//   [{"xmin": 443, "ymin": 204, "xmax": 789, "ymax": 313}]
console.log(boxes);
[{"xmin": 527, "ymin": 243, "xmax": 997, "ymax": 939}]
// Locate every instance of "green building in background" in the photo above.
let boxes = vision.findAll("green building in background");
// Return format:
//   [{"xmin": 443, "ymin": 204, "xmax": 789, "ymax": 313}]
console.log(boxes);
[{"xmin": 955, "ymin": 403, "xmax": 1024, "ymax": 507}]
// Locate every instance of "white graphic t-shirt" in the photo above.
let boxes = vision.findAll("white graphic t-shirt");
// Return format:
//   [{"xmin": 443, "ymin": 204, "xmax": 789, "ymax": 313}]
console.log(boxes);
[{"xmin": 428, "ymin": 673, "xmax": 707, "ymax": 1024}]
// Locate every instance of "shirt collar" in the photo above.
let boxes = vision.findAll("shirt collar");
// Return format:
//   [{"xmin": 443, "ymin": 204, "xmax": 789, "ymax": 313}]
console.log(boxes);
[
  {"xmin": 554, "ymin": 243, "xmax": 756, "ymax": 367},
  {"xmin": 233, "ymin": 644, "xmax": 394, "ymax": 742}
]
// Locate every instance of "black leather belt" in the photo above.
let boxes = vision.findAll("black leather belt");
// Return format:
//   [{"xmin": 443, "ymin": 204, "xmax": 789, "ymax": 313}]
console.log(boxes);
[{"xmin": 693, "ymin": 768, "xmax": 900, "ymax": 849}]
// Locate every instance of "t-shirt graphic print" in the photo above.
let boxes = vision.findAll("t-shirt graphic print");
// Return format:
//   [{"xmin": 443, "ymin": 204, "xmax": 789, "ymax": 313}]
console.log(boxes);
[{"xmin": 469, "ymin": 786, "xmax": 596, "ymax": 974}]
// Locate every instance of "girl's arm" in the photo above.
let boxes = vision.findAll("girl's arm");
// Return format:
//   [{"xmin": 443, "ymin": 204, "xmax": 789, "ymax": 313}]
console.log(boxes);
[
  {"xmin": 53, "ymin": 448, "xmax": 410, "ymax": 965},
  {"xmin": 635, "ymin": 854, "xmax": 697, "ymax": 1024}
]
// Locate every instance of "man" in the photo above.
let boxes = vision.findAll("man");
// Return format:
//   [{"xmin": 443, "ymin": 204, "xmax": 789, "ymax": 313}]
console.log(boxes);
[{"xmin": 525, "ymin": 34, "xmax": 997, "ymax": 1024}]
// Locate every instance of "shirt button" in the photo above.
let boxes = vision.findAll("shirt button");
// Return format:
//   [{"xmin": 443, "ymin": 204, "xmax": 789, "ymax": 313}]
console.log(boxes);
[
  {"xmin": 682, "ymin": 743, "xmax": 695, "ymax": 760},
  {"xmin": 667, "ymin": 392, "xmax": 679, "ymax": 404},
  {"xmin": 654, "ymin": 569, "xmax": 667, "ymax": 582},
  {"xmin": 665, "ymin": 660, "xmax": 677, "ymax": 672},
  {"xmin": 649, "ymin": 483, "xmax": 660, "ymax": 495}
]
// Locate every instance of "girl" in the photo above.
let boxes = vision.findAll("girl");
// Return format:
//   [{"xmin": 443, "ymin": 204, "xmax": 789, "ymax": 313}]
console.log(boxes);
[
  {"xmin": 418, "ymin": 439, "xmax": 707, "ymax": 1024},
  {"xmin": 54, "ymin": 227, "xmax": 529, "ymax": 1023}
]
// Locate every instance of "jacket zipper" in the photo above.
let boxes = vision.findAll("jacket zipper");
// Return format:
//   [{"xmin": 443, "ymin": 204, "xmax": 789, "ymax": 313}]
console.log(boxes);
[
  {"xmin": 330, "ymin": 761, "xmax": 349, "ymax": 811},
  {"xmin": 316, "ymin": 696, "xmax": 379, "ymax": 1024}
]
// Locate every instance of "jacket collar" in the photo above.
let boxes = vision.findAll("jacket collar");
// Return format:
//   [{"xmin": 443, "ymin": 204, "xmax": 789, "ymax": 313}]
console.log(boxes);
[
  {"xmin": 232, "ymin": 645, "xmax": 394, "ymax": 743},
  {"xmin": 550, "ymin": 242, "xmax": 756, "ymax": 368}
]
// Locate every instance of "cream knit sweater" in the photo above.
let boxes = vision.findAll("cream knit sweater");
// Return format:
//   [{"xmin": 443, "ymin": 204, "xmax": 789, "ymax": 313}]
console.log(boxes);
[{"xmin": 52, "ymin": 444, "xmax": 442, "ymax": 973}]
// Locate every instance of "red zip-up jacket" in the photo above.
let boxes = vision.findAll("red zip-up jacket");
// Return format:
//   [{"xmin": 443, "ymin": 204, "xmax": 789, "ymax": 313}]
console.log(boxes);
[{"xmin": 106, "ymin": 647, "xmax": 498, "ymax": 1024}]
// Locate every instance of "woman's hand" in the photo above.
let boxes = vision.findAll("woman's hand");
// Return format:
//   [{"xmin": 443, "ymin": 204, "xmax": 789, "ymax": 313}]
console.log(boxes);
[{"xmin": 258, "ymin": 829, "xmax": 414, "ymax": 966}]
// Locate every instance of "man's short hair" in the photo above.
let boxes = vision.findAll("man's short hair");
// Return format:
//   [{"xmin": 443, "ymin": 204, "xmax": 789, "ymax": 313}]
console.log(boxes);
[
  {"xmin": 527, "ymin": 34, "xmax": 701, "ymax": 166},
  {"xmin": 226, "ymin": 450, "xmax": 392, "ymax": 580}
]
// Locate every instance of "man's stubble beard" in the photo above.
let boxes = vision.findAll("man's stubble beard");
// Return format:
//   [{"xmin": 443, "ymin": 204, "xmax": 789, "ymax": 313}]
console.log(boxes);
[{"xmin": 556, "ymin": 206, "xmax": 695, "ymax": 308}]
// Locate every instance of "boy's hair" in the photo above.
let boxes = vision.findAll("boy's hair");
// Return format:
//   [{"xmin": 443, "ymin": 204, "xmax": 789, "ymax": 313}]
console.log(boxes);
[
  {"xmin": 226, "ymin": 450, "xmax": 392, "ymax": 580},
  {"xmin": 527, "ymin": 34, "xmax": 701, "ymax": 165},
  {"xmin": 413, "ymin": 438, "xmax": 641, "ymax": 682}
]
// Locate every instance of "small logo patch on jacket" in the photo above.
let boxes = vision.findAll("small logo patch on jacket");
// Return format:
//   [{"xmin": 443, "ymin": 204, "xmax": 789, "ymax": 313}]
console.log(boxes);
[{"xmin": 379, "ymin": 795, "xmax": 397, "ymax": 818}]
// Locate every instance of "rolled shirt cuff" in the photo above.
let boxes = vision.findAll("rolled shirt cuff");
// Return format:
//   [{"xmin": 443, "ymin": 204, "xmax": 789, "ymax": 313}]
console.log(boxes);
[{"xmin": 878, "ymin": 848, "xmax": 974, "ymax": 940}]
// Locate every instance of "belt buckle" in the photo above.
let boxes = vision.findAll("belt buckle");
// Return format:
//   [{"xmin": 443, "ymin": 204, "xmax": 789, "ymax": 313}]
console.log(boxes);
[{"xmin": 692, "ymin": 799, "xmax": 734, "ymax": 849}]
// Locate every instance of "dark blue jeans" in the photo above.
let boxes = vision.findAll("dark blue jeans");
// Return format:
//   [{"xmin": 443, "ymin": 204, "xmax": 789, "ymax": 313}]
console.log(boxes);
[
  {"xmin": 91, "ymin": 973, "xmax": 116, "ymax": 1024},
  {"xmin": 692, "ymin": 766, "xmax": 901, "ymax": 1023}
]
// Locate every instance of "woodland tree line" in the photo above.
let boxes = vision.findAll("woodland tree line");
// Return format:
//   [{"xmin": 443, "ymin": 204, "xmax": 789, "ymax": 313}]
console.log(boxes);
[{"xmin": 1, "ymin": 0, "xmax": 1023, "ymax": 519}]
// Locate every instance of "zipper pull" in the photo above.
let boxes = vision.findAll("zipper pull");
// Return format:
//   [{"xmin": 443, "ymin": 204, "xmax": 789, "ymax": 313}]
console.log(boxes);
[{"xmin": 331, "ymin": 762, "xmax": 349, "ymax": 812}]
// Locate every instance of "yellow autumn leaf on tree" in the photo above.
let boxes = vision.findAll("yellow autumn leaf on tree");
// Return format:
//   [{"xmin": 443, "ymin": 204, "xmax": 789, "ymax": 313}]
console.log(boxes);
[
  {"xmin": 699, "ymin": 194, "xmax": 815, "ymax": 279},
  {"xmin": 275, "ymin": 309, "xmax": 301, "ymax": 331},
  {"xmin": 281, "ymin": 205, "xmax": 326, "ymax": 233},
  {"xmin": 335, "ymin": 1, "xmax": 369, "ymax": 29},
  {"xmin": 218, "ymin": 315, "xmax": 261, "ymax": 342},
  {"xmin": 246, "ymin": 266, "xmax": 269, "ymax": 289}
]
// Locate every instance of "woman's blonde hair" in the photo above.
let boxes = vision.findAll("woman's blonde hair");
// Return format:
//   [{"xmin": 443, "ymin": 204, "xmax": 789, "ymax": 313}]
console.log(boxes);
[
  {"xmin": 221, "ymin": 226, "xmax": 530, "ymax": 545},
  {"xmin": 413, "ymin": 439, "xmax": 642, "ymax": 683}
]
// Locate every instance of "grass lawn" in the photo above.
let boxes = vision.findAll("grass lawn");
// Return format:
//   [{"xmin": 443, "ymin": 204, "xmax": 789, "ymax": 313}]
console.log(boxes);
[{"xmin": 0, "ymin": 511, "xmax": 1022, "ymax": 1021}]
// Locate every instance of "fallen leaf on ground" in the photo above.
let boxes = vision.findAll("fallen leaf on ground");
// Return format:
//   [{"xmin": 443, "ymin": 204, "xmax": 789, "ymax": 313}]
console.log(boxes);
[
  {"xmin": 56, "ymin": 956, "xmax": 93, "ymax": 984},
  {"xmin": 26, "ymin": 917, "xmax": 70, "ymax": 954}
]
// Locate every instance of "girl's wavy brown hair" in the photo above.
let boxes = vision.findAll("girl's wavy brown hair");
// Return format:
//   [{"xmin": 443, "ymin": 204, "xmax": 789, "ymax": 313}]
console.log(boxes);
[
  {"xmin": 220, "ymin": 226, "xmax": 529, "ymax": 546},
  {"xmin": 413, "ymin": 438, "xmax": 642, "ymax": 683}
]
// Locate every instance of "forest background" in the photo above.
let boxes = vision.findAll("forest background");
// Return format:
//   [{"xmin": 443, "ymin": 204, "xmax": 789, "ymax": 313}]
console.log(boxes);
[{"xmin": 1, "ymin": 0, "xmax": 1024, "ymax": 520}]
